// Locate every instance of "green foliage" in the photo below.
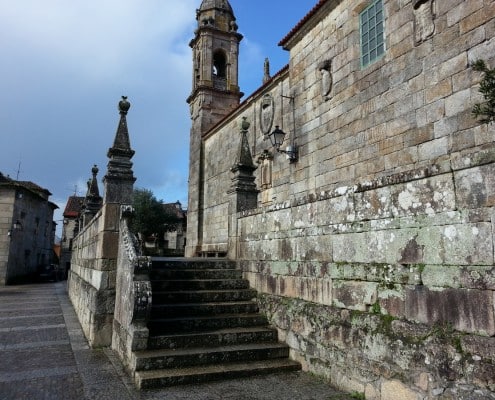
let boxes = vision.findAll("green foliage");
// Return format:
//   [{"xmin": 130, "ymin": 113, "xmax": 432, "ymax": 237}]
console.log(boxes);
[
  {"xmin": 350, "ymin": 392, "xmax": 365, "ymax": 400},
  {"xmin": 414, "ymin": 263, "xmax": 426, "ymax": 274},
  {"xmin": 452, "ymin": 336, "xmax": 463, "ymax": 354},
  {"xmin": 371, "ymin": 302, "xmax": 381, "ymax": 314},
  {"xmin": 472, "ymin": 59, "xmax": 495, "ymax": 125},
  {"xmin": 130, "ymin": 188, "xmax": 180, "ymax": 239}
]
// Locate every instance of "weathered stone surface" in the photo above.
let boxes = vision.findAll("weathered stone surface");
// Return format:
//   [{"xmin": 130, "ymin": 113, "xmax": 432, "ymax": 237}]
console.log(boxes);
[
  {"xmin": 422, "ymin": 265, "xmax": 495, "ymax": 289},
  {"xmin": 461, "ymin": 335, "xmax": 495, "ymax": 362},
  {"xmin": 258, "ymin": 292, "xmax": 495, "ymax": 398},
  {"xmin": 333, "ymin": 280, "xmax": 378, "ymax": 311},
  {"xmin": 455, "ymin": 163, "xmax": 495, "ymax": 209},
  {"xmin": 381, "ymin": 380, "xmax": 423, "ymax": 400},
  {"xmin": 405, "ymin": 286, "xmax": 495, "ymax": 335}
]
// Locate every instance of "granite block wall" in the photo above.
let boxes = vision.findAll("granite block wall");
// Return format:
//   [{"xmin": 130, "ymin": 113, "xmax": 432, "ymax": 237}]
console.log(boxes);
[
  {"xmin": 193, "ymin": 0, "xmax": 495, "ymax": 397},
  {"xmin": 68, "ymin": 203, "xmax": 120, "ymax": 347}
]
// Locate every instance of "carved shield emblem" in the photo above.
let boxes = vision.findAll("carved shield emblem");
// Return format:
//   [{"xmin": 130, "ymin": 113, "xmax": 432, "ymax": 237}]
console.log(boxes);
[
  {"xmin": 414, "ymin": 0, "xmax": 435, "ymax": 45},
  {"xmin": 260, "ymin": 94, "xmax": 275, "ymax": 135}
]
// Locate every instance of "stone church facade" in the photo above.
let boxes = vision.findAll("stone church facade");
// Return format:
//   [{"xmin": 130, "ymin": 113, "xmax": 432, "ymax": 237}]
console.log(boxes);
[{"xmin": 187, "ymin": 0, "xmax": 495, "ymax": 398}]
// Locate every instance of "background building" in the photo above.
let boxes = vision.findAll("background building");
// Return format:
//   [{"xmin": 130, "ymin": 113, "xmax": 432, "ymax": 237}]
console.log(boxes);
[
  {"xmin": 0, "ymin": 172, "xmax": 58, "ymax": 284},
  {"xmin": 60, "ymin": 195, "xmax": 84, "ymax": 278},
  {"xmin": 162, "ymin": 201, "xmax": 187, "ymax": 255}
]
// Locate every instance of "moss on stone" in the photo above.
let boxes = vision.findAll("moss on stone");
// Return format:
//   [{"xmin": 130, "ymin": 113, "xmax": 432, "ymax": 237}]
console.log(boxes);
[{"xmin": 371, "ymin": 301, "xmax": 381, "ymax": 314}]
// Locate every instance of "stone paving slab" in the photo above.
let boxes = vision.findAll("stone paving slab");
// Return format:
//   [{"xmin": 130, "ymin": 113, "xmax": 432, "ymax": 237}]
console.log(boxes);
[{"xmin": 0, "ymin": 282, "xmax": 354, "ymax": 400}]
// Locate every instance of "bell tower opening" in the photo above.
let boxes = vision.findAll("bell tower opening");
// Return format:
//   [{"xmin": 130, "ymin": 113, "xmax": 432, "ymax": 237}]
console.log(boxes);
[{"xmin": 213, "ymin": 50, "xmax": 226, "ymax": 78}]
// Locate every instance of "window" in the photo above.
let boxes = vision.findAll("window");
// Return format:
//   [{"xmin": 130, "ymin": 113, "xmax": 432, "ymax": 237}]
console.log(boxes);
[
  {"xmin": 360, "ymin": 0, "xmax": 385, "ymax": 67},
  {"xmin": 213, "ymin": 50, "xmax": 226, "ymax": 78}
]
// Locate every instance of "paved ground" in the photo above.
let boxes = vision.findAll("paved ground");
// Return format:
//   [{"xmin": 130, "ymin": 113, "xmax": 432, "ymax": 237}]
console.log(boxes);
[{"xmin": 0, "ymin": 282, "xmax": 354, "ymax": 400}]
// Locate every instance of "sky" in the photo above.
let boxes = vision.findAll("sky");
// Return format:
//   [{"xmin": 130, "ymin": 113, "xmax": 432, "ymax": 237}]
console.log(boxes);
[{"xmin": 0, "ymin": 0, "xmax": 318, "ymax": 234}]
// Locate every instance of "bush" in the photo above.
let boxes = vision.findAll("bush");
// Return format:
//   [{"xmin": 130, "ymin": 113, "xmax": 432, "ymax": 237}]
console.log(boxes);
[{"xmin": 472, "ymin": 59, "xmax": 495, "ymax": 125}]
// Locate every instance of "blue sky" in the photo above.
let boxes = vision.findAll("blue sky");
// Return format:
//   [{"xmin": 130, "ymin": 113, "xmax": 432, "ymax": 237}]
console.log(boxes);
[{"xmin": 0, "ymin": 0, "xmax": 317, "ymax": 233}]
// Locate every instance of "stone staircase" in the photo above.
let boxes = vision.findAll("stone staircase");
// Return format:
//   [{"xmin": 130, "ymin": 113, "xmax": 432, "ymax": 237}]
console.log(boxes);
[{"xmin": 132, "ymin": 258, "xmax": 300, "ymax": 389}]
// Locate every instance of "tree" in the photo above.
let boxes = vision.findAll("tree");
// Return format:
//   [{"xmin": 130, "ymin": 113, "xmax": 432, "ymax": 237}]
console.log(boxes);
[
  {"xmin": 130, "ymin": 188, "xmax": 180, "ymax": 252},
  {"xmin": 472, "ymin": 59, "xmax": 495, "ymax": 125}
]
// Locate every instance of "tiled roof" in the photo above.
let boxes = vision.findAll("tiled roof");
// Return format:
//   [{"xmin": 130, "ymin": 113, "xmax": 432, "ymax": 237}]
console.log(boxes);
[
  {"xmin": 63, "ymin": 196, "xmax": 85, "ymax": 218},
  {"xmin": 17, "ymin": 180, "xmax": 51, "ymax": 196},
  {"xmin": 278, "ymin": 0, "xmax": 328, "ymax": 48},
  {"xmin": 0, "ymin": 172, "xmax": 52, "ymax": 197},
  {"xmin": 163, "ymin": 202, "xmax": 187, "ymax": 220}
]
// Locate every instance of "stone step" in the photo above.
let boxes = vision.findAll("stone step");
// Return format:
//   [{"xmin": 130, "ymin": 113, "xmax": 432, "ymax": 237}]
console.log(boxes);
[
  {"xmin": 148, "ymin": 313, "xmax": 268, "ymax": 335},
  {"xmin": 148, "ymin": 327, "xmax": 279, "ymax": 350},
  {"xmin": 152, "ymin": 257, "xmax": 236, "ymax": 270},
  {"xmin": 133, "ymin": 342, "xmax": 291, "ymax": 371},
  {"xmin": 132, "ymin": 258, "xmax": 301, "ymax": 389},
  {"xmin": 135, "ymin": 359, "xmax": 301, "ymax": 389},
  {"xmin": 151, "ymin": 279, "xmax": 250, "ymax": 291},
  {"xmin": 151, "ymin": 268, "xmax": 243, "ymax": 280},
  {"xmin": 152, "ymin": 289, "xmax": 257, "ymax": 304},
  {"xmin": 151, "ymin": 301, "xmax": 259, "ymax": 318}
]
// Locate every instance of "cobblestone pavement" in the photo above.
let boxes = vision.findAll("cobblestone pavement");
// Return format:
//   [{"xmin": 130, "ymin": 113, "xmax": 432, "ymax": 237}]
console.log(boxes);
[{"xmin": 0, "ymin": 282, "xmax": 354, "ymax": 400}]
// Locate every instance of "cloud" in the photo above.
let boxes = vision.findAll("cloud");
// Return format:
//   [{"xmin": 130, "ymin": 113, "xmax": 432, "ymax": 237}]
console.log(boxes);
[
  {"xmin": 0, "ymin": 0, "xmax": 197, "ymax": 82},
  {"xmin": 0, "ymin": 0, "xmax": 197, "ymax": 212}
]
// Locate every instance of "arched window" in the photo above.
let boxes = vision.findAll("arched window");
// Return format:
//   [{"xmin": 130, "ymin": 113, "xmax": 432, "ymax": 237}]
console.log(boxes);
[{"xmin": 213, "ymin": 50, "xmax": 227, "ymax": 78}]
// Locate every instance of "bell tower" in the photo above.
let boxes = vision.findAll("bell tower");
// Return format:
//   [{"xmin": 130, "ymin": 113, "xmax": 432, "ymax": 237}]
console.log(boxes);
[
  {"xmin": 186, "ymin": 0, "xmax": 243, "ymax": 257},
  {"xmin": 187, "ymin": 0, "xmax": 243, "ymax": 134}
]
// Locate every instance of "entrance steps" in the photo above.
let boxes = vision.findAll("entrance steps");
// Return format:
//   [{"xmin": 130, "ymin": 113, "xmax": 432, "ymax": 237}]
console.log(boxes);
[{"xmin": 132, "ymin": 258, "xmax": 300, "ymax": 389}]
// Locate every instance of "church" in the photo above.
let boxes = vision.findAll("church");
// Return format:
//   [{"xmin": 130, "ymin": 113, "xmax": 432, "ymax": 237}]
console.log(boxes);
[
  {"xmin": 67, "ymin": 0, "xmax": 495, "ymax": 398},
  {"xmin": 186, "ymin": 0, "xmax": 495, "ymax": 398}
]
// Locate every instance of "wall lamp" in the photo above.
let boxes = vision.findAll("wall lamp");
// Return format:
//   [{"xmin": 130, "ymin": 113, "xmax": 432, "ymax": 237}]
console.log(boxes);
[
  {"xmin": 7, "ymin": 220, "xmax": 22, "ymax": 236},
  {"xmin": 268, "ymin": 126, "xmax": 298, "ymax": 163}
]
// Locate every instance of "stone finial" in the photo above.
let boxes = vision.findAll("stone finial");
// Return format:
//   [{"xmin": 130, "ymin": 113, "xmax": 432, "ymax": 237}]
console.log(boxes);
[
  {"xmin": 110, "ymin": 96, "xmax": 134, "ymax": 154},
  {"xmin": 241, "ymin": 116, "xmax": 250, "ymax": 132},
  {"xmin": 235, "ymin": 117, "xmax": 255, "ymax": 169},
  {"xmin": 88, "ymin": 165, "xmax": 101, "ymax": 199},
  {"xmin": 103, "ymin": 97, "xmax": 136, "ymax": 204},
  {"xmin": 228, "ymin": 118, "xmax": 259, "ymax": 212},
  {"xmin": 119, "ymin": 96, "xmax": 131, "ymax": 115},
  {"xmin": 263, "ymin": 58, "xmax": 271, "ymax": 84},
  {"xmin": 82, "ymin": 164, "xmax": 103, "ymax": 226}
]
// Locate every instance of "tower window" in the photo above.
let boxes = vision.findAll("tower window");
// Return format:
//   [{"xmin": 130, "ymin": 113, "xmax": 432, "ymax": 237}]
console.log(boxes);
[
  {"xmin": 360, "ymin": 0, "xmax": 385, "ymax": 67},
  {"xmin": 213, "ymin": 50, "xmax": 227, "ymax": 78}
]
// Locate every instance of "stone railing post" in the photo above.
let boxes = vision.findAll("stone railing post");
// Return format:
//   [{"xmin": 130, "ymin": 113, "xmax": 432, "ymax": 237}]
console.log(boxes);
[{"xmin": 112, "ymin": 205, "xmax": 152, "ymax": 369}]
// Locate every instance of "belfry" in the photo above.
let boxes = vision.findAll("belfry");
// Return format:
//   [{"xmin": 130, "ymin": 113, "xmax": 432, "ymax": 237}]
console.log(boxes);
[{"xmin": 186, "ymin": 0, "xmax": 243, "ymax": 257}]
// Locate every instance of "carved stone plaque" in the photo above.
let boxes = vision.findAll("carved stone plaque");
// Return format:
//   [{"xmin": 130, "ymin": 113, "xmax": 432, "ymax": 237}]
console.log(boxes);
[
  {"xmin": 260, "ymin": 94, "xmax": 275, "ymax": 135},
  {"xmin": 414, "ymin": 0, "xmax": 435, "ymax": 45},
  {"xmin": 318, "ymin": 60, "xmax": 332, "ymax": 101}
]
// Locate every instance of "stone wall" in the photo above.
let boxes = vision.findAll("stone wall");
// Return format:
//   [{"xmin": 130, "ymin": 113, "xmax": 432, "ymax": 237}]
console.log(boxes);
[
  {"xmin": 238, "ymin": 155, "xmax": 495, "ymax": 397},
  {"xmin": 112, "ymin": 206, "xmax": 151, "ymax": 370},
  {"xmin": 0, "ymin": 184, "xmax": 56, "ymax": 285},
  {"xmin": 192, "ymin": 0, "xmax": 495, "ymax": 397},
  {"xmin": 0, "ymin": 189, "xmax": 15, "ymax": 285},
  {"xmin": 68, "ymin": 203, "xmax": 120, "ymax": 347}
]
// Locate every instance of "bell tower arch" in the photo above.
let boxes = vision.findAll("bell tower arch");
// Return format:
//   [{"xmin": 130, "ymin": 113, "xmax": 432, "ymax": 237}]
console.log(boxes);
[{"xmin": 186, "ymin": 0, "xmax": 243, "ymax": 257}]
